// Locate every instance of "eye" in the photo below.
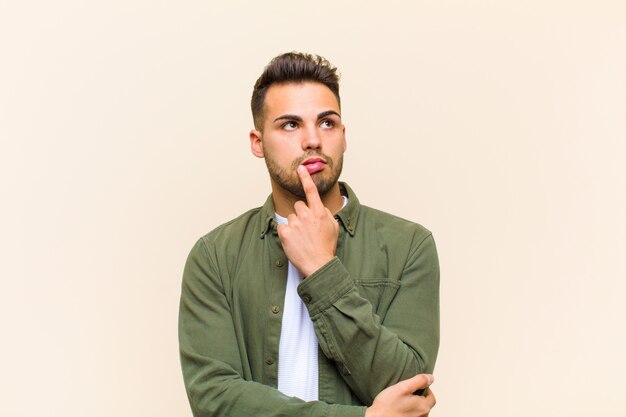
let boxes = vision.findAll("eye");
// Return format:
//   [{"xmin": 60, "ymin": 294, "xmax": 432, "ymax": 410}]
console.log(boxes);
[
  {"xmin": 320, "ymin": 119, "xmax": 334, "ymax": 129},
  {"xmin": 282, "ymin": 121, "xmax": 298, "ymax": 131}
]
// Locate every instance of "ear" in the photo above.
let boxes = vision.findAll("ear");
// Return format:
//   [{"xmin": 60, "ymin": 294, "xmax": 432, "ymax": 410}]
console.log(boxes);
[
  {"xmin": 342, "ymin": 125, "xmax": 347, "ymax": 152},
  {"xmin": 249, "ymin": 129, "xmax": 264, "ymax": 158}
]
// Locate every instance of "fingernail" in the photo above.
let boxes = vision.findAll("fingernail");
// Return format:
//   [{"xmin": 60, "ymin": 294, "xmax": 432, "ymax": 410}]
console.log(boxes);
[
  {"xmin": 297, "ymin": 165, "xmax": 305, "ymax": 173},
  {"xmin": 427, "ymin": 374, "xmax": 434, "ymax": 384}
]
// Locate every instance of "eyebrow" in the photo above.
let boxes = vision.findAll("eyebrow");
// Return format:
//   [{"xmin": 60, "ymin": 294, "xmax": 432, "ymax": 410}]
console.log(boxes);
[
  {"xmin": 317, "ymin": 110, "xmax": 341, "ymax": 120},
  {"xmin": 273, "ymin": 110, "xmax": 341, "ymax": 123},
  {"xmin": 273, "ymin": 114, "xmax": 303, "ymax": 123}
]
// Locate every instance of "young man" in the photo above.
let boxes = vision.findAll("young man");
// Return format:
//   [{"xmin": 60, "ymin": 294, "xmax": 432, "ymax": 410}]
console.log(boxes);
[{"xmin": 179, "ymin": 52, "xmax": 440, "ymax": 417}]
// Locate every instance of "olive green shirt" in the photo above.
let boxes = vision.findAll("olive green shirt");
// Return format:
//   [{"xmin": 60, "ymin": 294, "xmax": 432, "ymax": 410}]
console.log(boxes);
[{"xmin": 179, "ymin": 183, "xmax": 440, "ymax": 417}]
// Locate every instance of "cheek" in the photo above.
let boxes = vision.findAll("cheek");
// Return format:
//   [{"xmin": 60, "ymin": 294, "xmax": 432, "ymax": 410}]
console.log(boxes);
[
  {"xmin": 326, "ymin": 132, "xmax": 346, "ymax": 153},
  {"xmin": 265, "ymin": 143, "xmax": 299, "ymax": 164}
]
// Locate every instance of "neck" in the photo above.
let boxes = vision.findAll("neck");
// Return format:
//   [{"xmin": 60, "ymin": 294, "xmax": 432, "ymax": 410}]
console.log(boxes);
[{"xmin": 272, "ymin": 181, "xmax": 343, "ymax": 217}]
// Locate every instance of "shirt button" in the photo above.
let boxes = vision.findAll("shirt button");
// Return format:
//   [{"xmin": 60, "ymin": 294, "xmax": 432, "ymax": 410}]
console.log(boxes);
[
  {"xmin": 266, "ymin": 357, "xmax": 274, "ymax": 365},
  {"xmin": 275, "ymin": 260, "xmax": 284, "ymax": 267},
  {"xmin": 271, "ymin": 305, "xmax": 280, "ymax": 314},
  {"xmin": 302, "ymin": 294, "xmax": 312, "ymax": 304}
]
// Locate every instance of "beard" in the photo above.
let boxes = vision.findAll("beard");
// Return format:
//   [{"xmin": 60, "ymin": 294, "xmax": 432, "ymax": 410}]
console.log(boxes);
[{"xmin": 264, "ymin": 151, "xmax": 344, "ymax": 199}]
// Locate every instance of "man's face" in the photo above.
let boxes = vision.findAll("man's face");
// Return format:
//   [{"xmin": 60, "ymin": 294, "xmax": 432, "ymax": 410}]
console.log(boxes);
[{"xmin": 250, "ymin": 82, "xmax": 346, "ymax": 199}]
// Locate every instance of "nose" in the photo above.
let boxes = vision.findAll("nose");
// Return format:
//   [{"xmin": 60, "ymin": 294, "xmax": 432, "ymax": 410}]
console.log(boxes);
[{"xmin": 301, "ymin": 125, "xmax": 321, "ymax": 150}]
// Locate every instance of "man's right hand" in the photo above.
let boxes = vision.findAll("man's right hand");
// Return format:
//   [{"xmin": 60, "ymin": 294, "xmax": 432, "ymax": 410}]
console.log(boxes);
[
  {"xmin": 365, "ymin": 374, "xmax": 436, "ymax": 417},
  {"xmin": 277, "ymin": 165, "xmax": 339, "ymax": 277}
]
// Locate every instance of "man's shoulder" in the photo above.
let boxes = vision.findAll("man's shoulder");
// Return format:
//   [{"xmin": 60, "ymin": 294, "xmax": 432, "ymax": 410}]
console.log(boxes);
[
  {"xmin": 199, "ymin": 206, "xmax": 265, "ymax": 246},
  {"xmin": 358, "ymin": 204, "xmax": 432, "ymax": 244},
  {"xmin": 340, "ymin": 182, "xmax": 432, "ymax": 246}
]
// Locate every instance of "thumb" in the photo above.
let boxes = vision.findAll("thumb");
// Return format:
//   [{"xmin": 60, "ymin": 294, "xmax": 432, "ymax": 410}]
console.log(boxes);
[
  {"xmin": 396, "ymin": 374, "xmax": 434, "ymax": 394},
  {"xmin": 277, "ymin": 223, "xmax": 286, "ymax": 239}
]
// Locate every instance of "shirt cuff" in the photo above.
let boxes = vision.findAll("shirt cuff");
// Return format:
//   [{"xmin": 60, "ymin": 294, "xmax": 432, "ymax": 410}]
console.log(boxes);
[
  {"xmin": 329, "ymin": 404, "xmax": 367, "ymax": 417},
  {"xmin": 297, "ymin": 257, "xmax": 354, "ymax": 317}
]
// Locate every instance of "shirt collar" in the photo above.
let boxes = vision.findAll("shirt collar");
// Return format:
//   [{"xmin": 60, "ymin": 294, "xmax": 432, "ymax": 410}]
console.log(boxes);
[{"xmin": 259, "ymin": 181, "xmax": 361, "ymax": 239}]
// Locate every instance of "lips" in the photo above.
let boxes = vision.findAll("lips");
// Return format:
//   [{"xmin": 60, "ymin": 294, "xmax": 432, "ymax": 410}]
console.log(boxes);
[{"xmin": 301, "ymin": 157, "xmax": 327, "ymax": 175}]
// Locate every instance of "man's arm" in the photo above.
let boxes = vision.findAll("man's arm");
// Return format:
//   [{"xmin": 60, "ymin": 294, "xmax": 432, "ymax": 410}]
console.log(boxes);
[
  {"xmin": 179, "ymin": 237, "xmax": 365, "ymax": 417},
  {"xmin": 299, "ymin": 234, "xmax": 439, "ymax": 405},
  {"xmin": 278, "ymin": 167, "xmax": 440, "ymax": 405}
]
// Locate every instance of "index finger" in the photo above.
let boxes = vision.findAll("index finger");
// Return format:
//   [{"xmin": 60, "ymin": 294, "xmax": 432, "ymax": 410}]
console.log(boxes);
[
  {"xmin": 399, "ymin": 374, "xmax": 434, "ymax": 395},
  {"xmin": 297, "ymin": 165, "xmax": 323, "ymax": 210}
]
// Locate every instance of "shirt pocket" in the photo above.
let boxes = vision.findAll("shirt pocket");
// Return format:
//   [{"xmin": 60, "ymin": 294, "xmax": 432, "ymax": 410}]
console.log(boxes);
[{"xmin": 353, "ymin": 278, "xmax": 400, "ymax": 319}]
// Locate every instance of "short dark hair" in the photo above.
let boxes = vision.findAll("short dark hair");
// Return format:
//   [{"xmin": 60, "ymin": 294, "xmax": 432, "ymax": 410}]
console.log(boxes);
[{"xmin": 251, "ymin": 52, "xmax": 340, "ymax": 130}]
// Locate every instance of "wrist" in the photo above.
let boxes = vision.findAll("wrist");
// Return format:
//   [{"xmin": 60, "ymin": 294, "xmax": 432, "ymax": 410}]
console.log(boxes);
[
  {"xmin": 302, "ymin": 255, "xmax": 334, "ymax": 277},
  {"xmin": 364, "ymin": 406, "xmax": 378, "ymax": 417}
]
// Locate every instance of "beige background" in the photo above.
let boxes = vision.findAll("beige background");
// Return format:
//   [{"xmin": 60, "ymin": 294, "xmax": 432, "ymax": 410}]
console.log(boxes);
[{"xmin": 1, "ymin": 1, "xmax": 625, "ymax": 416}]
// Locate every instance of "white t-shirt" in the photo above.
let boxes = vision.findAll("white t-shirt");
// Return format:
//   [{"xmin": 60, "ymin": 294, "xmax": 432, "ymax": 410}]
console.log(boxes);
[
  {"xmin": 274, "ymin": 213, "xmax": 319, "ymax": 401},
  {"xmin": 275, "ymin": 196, "xmax": 347, "ymax": 401}
]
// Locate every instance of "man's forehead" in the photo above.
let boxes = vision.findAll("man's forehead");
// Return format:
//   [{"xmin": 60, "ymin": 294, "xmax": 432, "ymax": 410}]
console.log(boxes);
[{"xmin": 264, "ymin": 82, "xmax": 340, "ymax": 117}]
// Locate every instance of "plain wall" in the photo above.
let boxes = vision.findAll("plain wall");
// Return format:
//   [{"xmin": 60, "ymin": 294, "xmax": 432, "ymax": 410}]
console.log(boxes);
[{"xmin": 1, "ymin": 1, "xmax": 625, "ymax": 416}]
